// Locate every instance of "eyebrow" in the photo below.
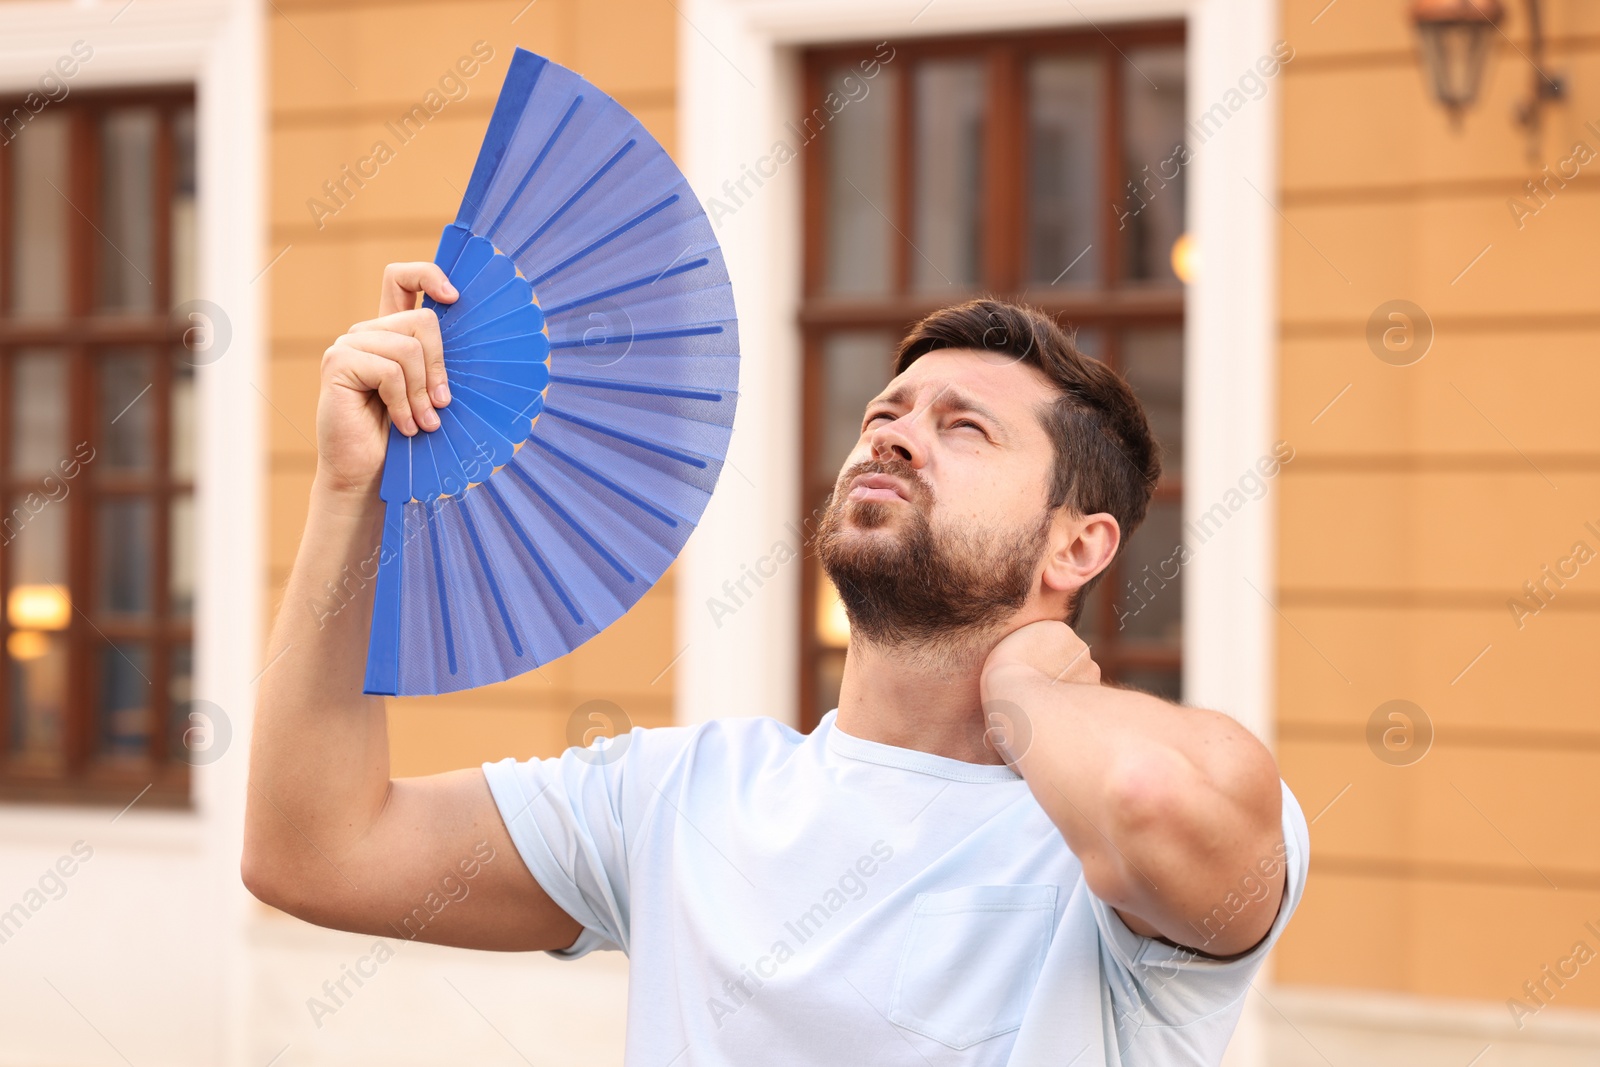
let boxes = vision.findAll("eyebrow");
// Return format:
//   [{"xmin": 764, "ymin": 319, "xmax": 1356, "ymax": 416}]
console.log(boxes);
[{"xmin": 868, "ymin": 383, "xmax": 1010, "ymax": 442}]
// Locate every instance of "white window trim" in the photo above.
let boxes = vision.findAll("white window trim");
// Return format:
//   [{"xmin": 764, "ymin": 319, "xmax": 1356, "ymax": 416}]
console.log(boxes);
[
  {"xmin": 675, "ymin": 2, "xmax": 1280, "ymax": 1060},
  {"xmin": 0, "ymin": 0, "xmax": 263, "ymax": 839}
]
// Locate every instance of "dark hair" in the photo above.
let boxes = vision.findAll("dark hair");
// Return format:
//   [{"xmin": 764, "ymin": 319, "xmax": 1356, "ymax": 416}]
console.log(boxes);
[{"xmin": 894, "ymin": 299, "xmax": 1161, "ymax": 626}]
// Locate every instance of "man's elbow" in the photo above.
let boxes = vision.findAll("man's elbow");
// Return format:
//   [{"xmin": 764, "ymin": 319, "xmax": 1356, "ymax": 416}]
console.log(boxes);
[
  {"xmin": 239, "ymin": 832, "xmax": 309, "ymax": 916},
  {"xmin": 240, "ymin": 840, "xmax": 285, "ymax": 910}
]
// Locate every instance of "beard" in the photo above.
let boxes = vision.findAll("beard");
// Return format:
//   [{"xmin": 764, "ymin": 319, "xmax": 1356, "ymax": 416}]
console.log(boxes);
[{"xmin": 815, "ymin": 454, "xmax": 1052, "ymax": 655}]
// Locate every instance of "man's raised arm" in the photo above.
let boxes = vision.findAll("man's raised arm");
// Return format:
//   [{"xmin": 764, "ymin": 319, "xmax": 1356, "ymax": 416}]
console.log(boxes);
[{"xmin": 240, "ymin": 262, "xmax": 580, "ymax": 953}]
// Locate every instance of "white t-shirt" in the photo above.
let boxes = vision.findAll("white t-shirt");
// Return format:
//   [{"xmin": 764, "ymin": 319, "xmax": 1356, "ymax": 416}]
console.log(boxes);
[{"xmin": 482, "ymin": 708, "xmax": 1310, "ymax": 1066}]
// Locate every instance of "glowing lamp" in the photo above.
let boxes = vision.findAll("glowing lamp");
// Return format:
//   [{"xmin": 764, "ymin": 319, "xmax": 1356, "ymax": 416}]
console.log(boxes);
[
  {"xmin": 1170, "ymin": 233, "xmax": 1199, "ymax": 285},
  {"xmin": 815, "ymin": 576, "xmax": 851, "ymax": 648},
  {"xmin": 7, "ymin": 630, "xmax": 50, "ymax": 661},
  {"xmin": 7, "ymin": 584, "xmax": 70, "ymax": 631}
]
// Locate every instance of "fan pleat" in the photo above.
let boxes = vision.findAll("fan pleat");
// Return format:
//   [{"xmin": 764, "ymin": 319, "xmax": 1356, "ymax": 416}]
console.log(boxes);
[
  {"xmin": 442, "ymin": 277, "xmax": 537, "ymax": 338},
  {"xmin": 528, "ymin": 195, "xmax": 682, "ymax": 290},
  {"xmin": 449, "ymin": 305, "xmax": 549, "ymax": 348},
  {"xmin": 459, "ymin": 506, "xmax": 522, "ymax": 653},
  {"xmin": 528, "ymin": 430, "xmax": 697, "ymax": 532},
  {"xmin": 481, "ymin": 480, "xmax": 589, "ymax": 629},
  {"xmin": 511, "ymin": 139, "xmax": 637, "ymax": 260},
  {"xmin": 424, "ymin": 503, "xmax": 459, "ymax": 676},
  {"xmin": 531, "ymin": 435, "xmax": 688, "ymax": 531},
  {"xmin": 484, "ymin": 92, "xmax": 582, "ymax": 239}
]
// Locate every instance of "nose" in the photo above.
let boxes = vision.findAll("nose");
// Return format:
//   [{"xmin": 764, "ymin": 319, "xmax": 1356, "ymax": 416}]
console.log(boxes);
[{"xmin": 866, "ymin": 418, "xmax": 918, "ymax": 466}]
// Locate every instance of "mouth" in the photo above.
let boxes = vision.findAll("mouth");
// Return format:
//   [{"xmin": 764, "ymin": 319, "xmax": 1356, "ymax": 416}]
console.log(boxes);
[{"xmin": 845, "ymin": 472, "xmax": 911, "ymax": 504}]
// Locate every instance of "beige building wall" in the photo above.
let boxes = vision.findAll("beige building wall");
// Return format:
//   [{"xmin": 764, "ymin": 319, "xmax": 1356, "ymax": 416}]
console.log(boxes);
[
  {"xmin": 1273, "ymin": 0, "xmax": 1600, "ymax": 1011},
  {"xmin": 266, "ymin": 0, "xmax": 681, "ymax": 777}
]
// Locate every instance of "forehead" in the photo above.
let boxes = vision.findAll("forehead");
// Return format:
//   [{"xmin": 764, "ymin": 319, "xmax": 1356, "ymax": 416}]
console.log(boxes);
[{"xmin": 874, "ymin": 348, "xmax": 1056, "ymax": 426}]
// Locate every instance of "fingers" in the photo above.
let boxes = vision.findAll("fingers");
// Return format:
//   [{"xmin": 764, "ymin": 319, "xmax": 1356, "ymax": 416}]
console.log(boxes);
[
  {"xmin": 324, "ymin": 345, "xmax": 417, "ymax": 435},
  {"xmin": 332, "ymin": 321, "xmax": 442, "ymax": 432},
  {"xmin": 351, "ymin": 308, "xmax": 450, "ymax": 409},
  {"xmin": 378, "ymin": 261, "xmax": 457, "ymax": 318}
]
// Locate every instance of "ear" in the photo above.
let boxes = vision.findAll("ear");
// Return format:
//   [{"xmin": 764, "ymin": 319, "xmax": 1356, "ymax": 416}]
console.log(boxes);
[{"xmin": 1041, "ymin": 510, "xmax": 1121, "ymax": 597}]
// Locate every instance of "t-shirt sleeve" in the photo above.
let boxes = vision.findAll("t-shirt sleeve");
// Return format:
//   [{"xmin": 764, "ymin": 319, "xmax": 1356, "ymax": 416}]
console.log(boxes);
[
  {"xmin": 1089, "ymin": 778, "xmax": 1311, "ymax": 1057},
  {"xmin": 481, "ymin": 724, "xmax": 694, "ymax": 960}
]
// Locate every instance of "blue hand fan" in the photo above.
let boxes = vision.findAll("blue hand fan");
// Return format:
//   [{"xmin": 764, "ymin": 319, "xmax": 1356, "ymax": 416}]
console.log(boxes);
[{"xmin": 363, "ymin": 47, "xmax": 739, "ymax": 696}]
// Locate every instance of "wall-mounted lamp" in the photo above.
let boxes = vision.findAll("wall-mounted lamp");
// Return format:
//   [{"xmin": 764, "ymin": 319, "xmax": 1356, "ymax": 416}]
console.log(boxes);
[
  {"xmin": 1411, "ymin": 0, "xmax": 1566, "ymax": 156},
  {"xmin": 1411, "ymin": 0, "xmax": 1503, "ymax": 117}
]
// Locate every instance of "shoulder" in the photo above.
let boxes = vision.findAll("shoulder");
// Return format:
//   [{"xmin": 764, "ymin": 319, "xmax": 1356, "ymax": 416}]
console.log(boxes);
[
  {"xmin": 564, "ymin": 712, "xmax": 806, "ymax": 782},
  {"xmin": 642, "ymin": 713, "xmax": 810, "ymax": 779}
]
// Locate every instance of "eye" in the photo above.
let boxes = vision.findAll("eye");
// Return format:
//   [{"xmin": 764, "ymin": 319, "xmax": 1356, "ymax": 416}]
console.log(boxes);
[
  {"xmin": 864, "ymin": 410, "xmax": 894, "ymax": 428},
  {"xmin": 950, "ymin": 419, "xmax": 983, "ymax": 432}
]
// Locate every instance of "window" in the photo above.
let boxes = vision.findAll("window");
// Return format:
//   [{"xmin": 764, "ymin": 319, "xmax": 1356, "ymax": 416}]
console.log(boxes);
[
  {"xmin": 800, "ymin": 28, "xmax": 1185, "ymax": 731},
  {"xmin": 0, "ymin": 87, "xmax": 198, "ymax": 806}
]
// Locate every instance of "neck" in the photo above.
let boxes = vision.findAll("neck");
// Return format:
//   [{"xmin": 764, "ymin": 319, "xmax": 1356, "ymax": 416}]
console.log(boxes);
[{"xmin": 833, "ymin": 630, "xmax": 1002, "ymax": 765}]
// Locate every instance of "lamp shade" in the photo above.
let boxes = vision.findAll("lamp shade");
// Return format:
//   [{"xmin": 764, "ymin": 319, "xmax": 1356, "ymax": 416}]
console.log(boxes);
[{"xmin": 1411, "ymin": 0, "xmax": 1504, "ymax": 113}]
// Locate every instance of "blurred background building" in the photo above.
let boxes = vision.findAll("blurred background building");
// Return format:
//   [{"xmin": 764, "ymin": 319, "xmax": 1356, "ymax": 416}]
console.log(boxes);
[{"xmin": 0, "ymin": 0, "xmax": 1595, "ymax": 1063}]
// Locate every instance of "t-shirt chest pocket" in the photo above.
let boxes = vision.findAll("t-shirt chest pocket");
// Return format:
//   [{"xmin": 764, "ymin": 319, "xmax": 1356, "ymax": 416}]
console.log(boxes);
[{"xmin": 887, "ymin": 883, "xmax": 1058, "ymax": 1050}]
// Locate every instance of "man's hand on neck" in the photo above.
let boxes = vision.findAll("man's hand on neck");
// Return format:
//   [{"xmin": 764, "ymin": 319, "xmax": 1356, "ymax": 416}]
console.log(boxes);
[{"xmin": 976, "ymin": 619, "xmax": 1288, "ymax": 959}]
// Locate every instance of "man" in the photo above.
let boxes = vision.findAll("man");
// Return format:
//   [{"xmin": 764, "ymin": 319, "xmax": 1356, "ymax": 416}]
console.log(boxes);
[{"xmin": 243, "ymin": 266, "xmax": 1309, "ymax": 1066}]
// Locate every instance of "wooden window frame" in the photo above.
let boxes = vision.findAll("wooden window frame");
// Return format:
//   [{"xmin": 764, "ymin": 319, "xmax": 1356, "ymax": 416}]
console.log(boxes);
[
  {"xmin": 798, "ymin": 25, "xmax": 1186, "ymax": 733},
  {"xmin": 0, "ymin": 85, "xmax": 197, "ymax": 808}
]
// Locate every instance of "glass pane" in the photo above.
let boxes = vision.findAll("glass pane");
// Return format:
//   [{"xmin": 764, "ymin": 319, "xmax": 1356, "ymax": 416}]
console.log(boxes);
[
  {"xmin": 9, "ymin": 630, "xmax": 67, "ymax": 771},
  {"xmin": 97, "ymin": 108, "xmax": 158, "ymax": 314},
  {"xmin": 171, "ymin": 360, "xmax": 196, "ymax": 480},
  {"xmin": 8, "ymin": 111, "xmax": 71, "ymax": 319},
  {"xmin": 824, "ymin": 62, "xmax": 900, "ymax": 296},
  {"xmin": 912, "ymin": 59, "xmax": 985, "ymax": 292},
  {"xmin": 1028, "ymin": 55, "xmax": 1102, "ymax": 287},
  {"xmin": 818, "ymin": 332, "xmax": 895, "ymax": 479},
  {"xmin": 6, "ymin": 492, "xmax": 70, "ymax": 769},
  {"xmin": 8, "ymin": 494, "xmax": 69, "ymax": 606},
  {"xmin": 1114, "ymin": 498, "xmax": 1183, "ymax": 644},
  {"xmin": 99, "ymin": 643, "xmax": 151, "ymax": 758},
  {"xmin": 1122, "ymin": 328, "xmax": 1184, "ymax": 475},
  {"xmin": 167, "ymin": 643, "xmax": 193, "ymax": 762},
  {"xmin": 170, "ymin": 107, "xmax": 198, "ymax": 309},
  {"xmin": 1071, "ymin": 327, "xmax": 1104, "ymax": 362},
  {"xmin": 10, "ymin": 350, "xmax": 68, "ymax": 478},
  {"xmin": 170, "ymin": 494, "xmax": 194, "ymax": 616},
  {"xmin": 97, "ymin": 349, "xmax": 156, "ymax": 475},
  {"xmin": 1120, "ymin": 46, "xmax": 1186, "ymax": 286},
  {"xmin": 98, "ymin": 498, "xmax": 152, "ymax": 615}
]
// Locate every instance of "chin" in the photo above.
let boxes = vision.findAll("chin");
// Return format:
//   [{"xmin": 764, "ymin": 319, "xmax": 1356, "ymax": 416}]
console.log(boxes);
[{"xmin": 839, "ymin": 498, "xmax": 906, "ymax": 531}]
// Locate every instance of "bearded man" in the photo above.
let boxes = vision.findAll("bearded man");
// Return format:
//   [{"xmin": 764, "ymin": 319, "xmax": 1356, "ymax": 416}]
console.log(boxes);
[{"xmin": 243, "ymin": 265, "xmax": 1308, "ymax": 1066}]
